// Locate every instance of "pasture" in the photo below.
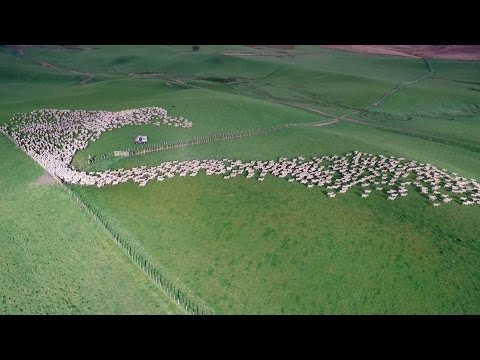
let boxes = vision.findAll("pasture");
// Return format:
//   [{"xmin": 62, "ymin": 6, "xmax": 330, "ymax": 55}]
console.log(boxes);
[
  {"xmin": 1, "ymin": 45, "xmax": 480, "ymax": 314},
  {"xmin": 0, "ymin": 135, "xmax": 180, "ymax": 314}
]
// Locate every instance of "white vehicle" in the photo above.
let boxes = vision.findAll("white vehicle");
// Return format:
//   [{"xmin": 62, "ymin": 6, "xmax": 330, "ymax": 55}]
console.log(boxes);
[{"xmin": 134, "ymin": 135, "xmax": 148, "ymax": 144}]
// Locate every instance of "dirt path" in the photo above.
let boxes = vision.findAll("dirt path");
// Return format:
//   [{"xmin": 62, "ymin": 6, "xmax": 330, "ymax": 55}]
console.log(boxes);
[
  {"xmin": 342, "ymin": 116, "xmax": 430, "ymax": 135},
  {"xmin": 340, "ymin": 116, "xmax": 480, "ymax": 153},
  {"xmin": 369, "ymin": 59, "xmax": 434, "ymax": 107},
  {"xmin": 45, "ymin": 47, "xmax": 438, "ymax": 169},
  {"xmin": 77, "ymin": 72, "xmax": 95, "ymax": 85},
  {"xmin": 266, "ymin": 98, "xmax": 341, "ymax": 118},
  {"xmin": 21, "ymin": 54, "xmax": 95, "ymax": 85},
  {"xmin": 33, "ymin": 171, "xmax": 58, "ymax": 185},
  {"xmin": 180, "ymin": 54, "xmax": 435, "ymax": 127},
  {"xmin": 299, "ymin": 118, "xmax": 341, "ymax": 127},
  {"xmin": 259, "ymin": 66, "xmax": 441, "ymax": 142},
  {"xmin": 168, "ymin": 79, "xmax": 201, "ymax": 89},
  {"xmin": 122, "ymin": 56, "xmax": 437, "ymax": 160}
]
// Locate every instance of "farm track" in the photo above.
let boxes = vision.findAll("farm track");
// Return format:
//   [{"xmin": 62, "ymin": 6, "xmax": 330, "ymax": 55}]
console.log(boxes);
[
  {"xmin": 262, "ymin": 59, "xmax": 458, "ymax": 149},
  {"xmin": 87, "ymin": 58, "xmax": 437, "ymax": 168},
  {"xmin": 20, "ymin": 54, "xmax": 95, "ymax": 85},
  {"xmin": 158, "ymin": 57, "xmax": 435, "ymax": 140},
  {"xmin": 369, "ymin": 58, "xmax": 434, "ymax": 107},
  {"xmin": 267, "ymin": 94, "xmax": 480, "ymax": 153},
  {"xmin": 340, "ymin": 117, "xmax": 480, "ymax": 153}
]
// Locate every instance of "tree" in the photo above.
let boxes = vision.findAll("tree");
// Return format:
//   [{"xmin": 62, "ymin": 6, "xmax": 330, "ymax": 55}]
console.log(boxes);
[{"xmin": 192, "ymin": 45, "xmax": 200, "ymax": 52}]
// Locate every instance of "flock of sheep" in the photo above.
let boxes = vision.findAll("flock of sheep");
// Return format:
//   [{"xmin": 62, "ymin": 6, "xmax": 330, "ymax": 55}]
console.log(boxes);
[
  {"xmin": 0, "ymin": 107, "xmax": 192, "ymax": 186},
  {"xmin": 1, "ymin": 107, "xmax": 479, "ymax": 207}
]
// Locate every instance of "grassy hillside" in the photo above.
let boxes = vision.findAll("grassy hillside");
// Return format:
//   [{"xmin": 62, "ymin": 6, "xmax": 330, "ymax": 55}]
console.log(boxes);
[
  {"xmin": 74, "ymin": 169, "xmax": 480, "ymax": 314},
  {"xmin": 1, "ymin": 45, "xmax": 480, "ymax": 314},
  {"xmin": 0, "ymin": 135, "xmax": 180, "ymax": 314},
  {"xmin": 72, "ymin": 118, "xmax": 480, "ymax": 314}
]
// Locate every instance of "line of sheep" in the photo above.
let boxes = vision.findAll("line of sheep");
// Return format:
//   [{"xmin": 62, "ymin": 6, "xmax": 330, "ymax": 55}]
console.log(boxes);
[{"xmin": 1, "ymin": 108, "xmax": 479, "ymax": 207}]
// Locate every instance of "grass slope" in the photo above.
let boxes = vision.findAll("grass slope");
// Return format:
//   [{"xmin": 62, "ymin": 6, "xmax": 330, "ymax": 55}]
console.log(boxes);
[
  {"xmin": 1, "ymin": 45, "xmax": 480, "ymax": 314},
  {"xmin": 0, "ymin": 135, "xmax": 180, "ymax": 314},
  {"xmin": 74, "ymin": 170, "xmax": 480, "ymax": 314}
]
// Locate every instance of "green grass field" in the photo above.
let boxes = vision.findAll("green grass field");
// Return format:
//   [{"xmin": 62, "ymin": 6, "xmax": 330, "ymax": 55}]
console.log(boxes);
[
  {"xmin": 73, "ymin": 172, "xmax": 480, "ymax": 314},
  {"xmin": 1, "ymin": 45, "xmax": 480, "ymax": 314},
  {"xmin": 0, "ymin": 135, "xmax": 180, "ymax": 314}
]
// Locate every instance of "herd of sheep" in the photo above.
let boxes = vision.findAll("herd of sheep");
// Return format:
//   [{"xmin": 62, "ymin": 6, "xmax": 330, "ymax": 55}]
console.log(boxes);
[
  {"xmin": 0, "ymin": 107, "xmax": 192, "ymax": 186},
  {"xmin": 1, "ymin": 107, "xmax": 479, "ymax": 207}
]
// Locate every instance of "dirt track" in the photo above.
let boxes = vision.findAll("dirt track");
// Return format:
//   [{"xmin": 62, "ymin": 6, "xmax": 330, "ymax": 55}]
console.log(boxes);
[
  {"xmin": 266, "ymin": 98, "xmax": 340, "ymax": 118},
  {"xmin": 22, "ymin": 54, "xmax": 95, "ymax": 85},
  {"xmin": 33, "ymin": 171, "xmax": 58, "ymax": 185},
  {"xmin": 246, "ymin": 45, "xmax": 295, "ymax": 50}
]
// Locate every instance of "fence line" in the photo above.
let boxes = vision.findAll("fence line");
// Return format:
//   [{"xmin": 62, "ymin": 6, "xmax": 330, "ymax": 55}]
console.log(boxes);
[
  {"xmin": 370, "ymin": 57, "xmax": 434, "ymax": 107},
  {"xmin": 1, "ymin": 132, "xmax": 207, "ymax": 315},
  {"xmin": 81, "ymin": 118, "xmax": 340, "ymax": 169},
  {"xmin": 65, "ymin": 185, "xmax": 211, "ymax": 315}
]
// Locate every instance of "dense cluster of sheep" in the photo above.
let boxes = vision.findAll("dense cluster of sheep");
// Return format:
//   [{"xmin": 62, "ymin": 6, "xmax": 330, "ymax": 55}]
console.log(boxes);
[
  {"xmin": 82, "ymin": 152, "xmax": 479, "ymax": 206},
  {"xmin": 0, "ymin": 107, "xmax": 192, "ymax": 185},
  {"xmin": 1, "ymin": 108, "xmax": 479, "ymax": 207}
]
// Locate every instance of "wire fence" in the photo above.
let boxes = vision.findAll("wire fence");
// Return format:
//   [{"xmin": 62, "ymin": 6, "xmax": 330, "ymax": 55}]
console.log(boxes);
[
  {"xmin": 1, "ymin": 131, "xmax": 207, "ymax": 314},
  {"xmin": 81, "ymin": 119, "xmax": 340, "ymax": 170},
  {"xmin": 65, "ymin": 185, "xmax": 211, "ymax": 315}
]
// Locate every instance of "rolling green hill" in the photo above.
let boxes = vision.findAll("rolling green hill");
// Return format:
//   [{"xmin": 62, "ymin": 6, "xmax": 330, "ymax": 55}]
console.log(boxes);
[
  {"xmin": 1, "ymin": 45, "xmax": 480, "ymax": 314},
  {"xmin": 0, "ymin": 135, "xmax": 180, "ymax": 314}
]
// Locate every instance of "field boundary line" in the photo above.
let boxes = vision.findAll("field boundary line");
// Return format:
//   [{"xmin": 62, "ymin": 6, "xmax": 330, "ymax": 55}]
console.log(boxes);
[
  {"xmin": 1, "ymin": 131, "xmax": 210, "ymax": 315},
  {"xmin": 79, "ymin": 57, "xmax": 436, "ymax": 171},
  {"xmin": 369, "ymin": 58, "xmax": 435, "ymax": 107},
  {"xmin": 83, "ymin": 118, "xmax": 340, "ymax": 169},
  {"xmin": 17, "ymin": 52, "xmax": 95, "ymax": 85},
  {"xmin": 339, "ymin": 116, "xmax": 480, "ymax": 153},
  {"xmin": 65, "ymin": 186, "xmax": 212, "ymax": 314}
]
